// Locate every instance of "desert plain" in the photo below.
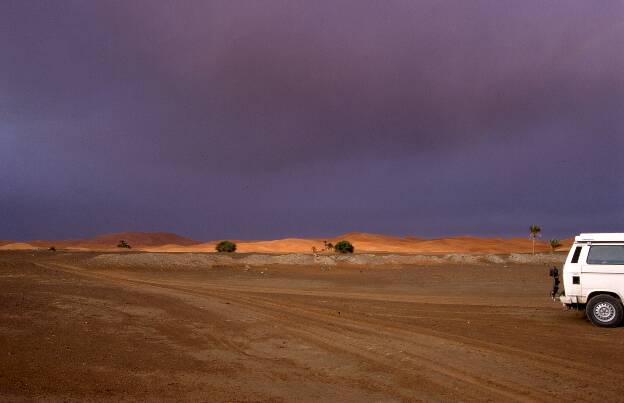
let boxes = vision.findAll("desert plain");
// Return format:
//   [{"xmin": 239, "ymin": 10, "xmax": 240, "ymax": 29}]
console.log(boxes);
[{"xmin": 2, "ymin": 233, "xmax": 624, "ymax": 402}]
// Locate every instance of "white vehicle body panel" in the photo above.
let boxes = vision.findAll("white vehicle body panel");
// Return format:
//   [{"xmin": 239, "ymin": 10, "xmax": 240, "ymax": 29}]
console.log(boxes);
[
  {"xmin": 575, "ymin": 233, "xmax": 624, "ymax": 243},
  {"xmin": 560, "ymin": 234, "xmax": 624, "ymax": 306}
]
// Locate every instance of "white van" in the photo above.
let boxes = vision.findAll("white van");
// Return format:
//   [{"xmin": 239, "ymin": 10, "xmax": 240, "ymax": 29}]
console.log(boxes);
[{"xmin": 556, "ymin": 233, "xmax": 624, "ymax": 327}]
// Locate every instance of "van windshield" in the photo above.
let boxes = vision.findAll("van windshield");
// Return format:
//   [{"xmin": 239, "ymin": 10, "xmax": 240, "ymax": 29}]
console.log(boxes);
[{"xmin": 587, "ymin": 245, "xmax": 624, "ymax": 265}]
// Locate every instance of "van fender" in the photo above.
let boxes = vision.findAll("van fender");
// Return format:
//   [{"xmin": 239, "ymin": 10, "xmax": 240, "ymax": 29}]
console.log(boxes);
[{"xmin": 585, "ymin": 289, "xmax": 624, "ymax": 304}]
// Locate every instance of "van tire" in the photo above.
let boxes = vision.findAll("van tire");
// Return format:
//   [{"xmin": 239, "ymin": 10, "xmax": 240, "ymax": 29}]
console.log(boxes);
[{"xmin": 586, "ymin": 294, "xmax": 623, "ymax": 327}]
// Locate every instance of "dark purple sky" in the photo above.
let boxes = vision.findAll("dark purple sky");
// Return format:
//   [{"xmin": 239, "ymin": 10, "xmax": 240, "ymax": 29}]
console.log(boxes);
[{"xmin": 1, "ymin": 1, "xmax": 623, "ymax": 241}]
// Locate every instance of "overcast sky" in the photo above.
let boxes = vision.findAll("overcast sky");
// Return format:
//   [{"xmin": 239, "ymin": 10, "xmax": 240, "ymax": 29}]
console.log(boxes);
[{"xmin": 1, "ymin": 0, "xmax": 623, "ymax": 241}]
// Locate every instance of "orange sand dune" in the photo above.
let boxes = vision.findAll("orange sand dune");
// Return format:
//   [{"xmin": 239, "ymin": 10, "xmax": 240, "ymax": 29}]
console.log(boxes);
[
  {"xmin": 0, "ymin": 242, "xmax": 38, "ymax": 250},
  {"xmin": 89, "ymin": 232, "xmax": 200, "ymax": 246},
  {"xmin": 9, "ymin": 231, "xmax": 575, "ymax": 254},
  {"xmin": 30, "ymin": 231, "xmax": 200, "ymax": 250},
  {"xmin": 333, "ymin": 232, "xmax": 414, "ymax": 243},
  {"xmin": 142, "ymin": 243, "xmax": 208, "ymax": 253},
  {"xmin": 237, "ymin": 238, "xmax": 322, "ymax": 253},
  {"xmin": 167, "ymin": 234, "xmax": 572, "ymax": 254},
  {"xmin": 329, "ymin": 233, "xmax": 429, "ymax": 253},
  {"xmin": 145, "ymin": 239, "xmax": 322, "ymax": 253},
  {"xmin": 227, "ymin": 236, "xmax": 567, "ymax": 254},
  {"xmin": 400, "ymin": 237, "xmax": 548, "ymax": 254}
]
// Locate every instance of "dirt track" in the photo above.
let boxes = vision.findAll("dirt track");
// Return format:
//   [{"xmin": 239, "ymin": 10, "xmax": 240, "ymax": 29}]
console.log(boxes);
[{"xmin": 2, "ymin": 251, "xmax": 624, "ymax": 402}]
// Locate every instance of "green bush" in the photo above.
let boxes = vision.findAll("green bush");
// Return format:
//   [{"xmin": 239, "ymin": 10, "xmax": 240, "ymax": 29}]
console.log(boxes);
[
  {"xmin": 334, "ymin": 240, "xmax": 354, "ymax": 254},
  {"xmin": 216, "ymin": 240, "xmax": 237, "ymax": 253},
  {"xmin": 549, "ymin": 239, "xmax": 562, "ymax": 252}
]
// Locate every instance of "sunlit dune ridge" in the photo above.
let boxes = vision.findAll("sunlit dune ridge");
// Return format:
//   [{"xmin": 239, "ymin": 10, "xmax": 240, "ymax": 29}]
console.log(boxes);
[
  {"xmin": 0, "ymin": 242, "xmax": 38, "ymax": 250},
  {"xmin": 4, "ymin": 231, "xmax": 575, "ymax": 254}
]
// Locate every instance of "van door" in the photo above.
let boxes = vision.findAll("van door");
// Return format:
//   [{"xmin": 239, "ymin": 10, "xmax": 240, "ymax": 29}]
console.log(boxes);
[{"xmin": 564, "ymin": 244, "xmax": 585, "ymax": 297}]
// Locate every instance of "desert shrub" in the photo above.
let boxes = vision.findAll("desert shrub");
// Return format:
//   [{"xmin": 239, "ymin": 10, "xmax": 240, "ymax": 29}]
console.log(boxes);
[
  {"xmin": 48, "ymin": 246, "xmax": 56, "ymax": 252},
  {"xmin": 117, "ymin": 240, "xmax": 132, "ymax": 249},
  {"xmin": 549, "ymin": 239, "xmax": 562, "ymax": 252},
  {"xmin": 216, "ymin": 240, "xmax": 237, "ymax": 253},
  {"xmin": 334, "ymin": 240, "xmax": 354, "ymax": 254}
]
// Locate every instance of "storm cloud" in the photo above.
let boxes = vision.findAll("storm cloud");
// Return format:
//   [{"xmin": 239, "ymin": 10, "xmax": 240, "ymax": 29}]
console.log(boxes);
[{"xmin": 1, "ymin": 0, "xmax": 623, "ymax": 240}]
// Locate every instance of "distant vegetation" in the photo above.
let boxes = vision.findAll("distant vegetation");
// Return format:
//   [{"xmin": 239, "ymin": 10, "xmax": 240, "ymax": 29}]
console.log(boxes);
[
  {"xmin": 216, "ymin": 240, "xmax": 237, "ymax": 253},
  {"xmin": 334, "ymin": 240, "xmax": 354, "ymax": 254},
  {"xmin": 529, "ymin": 225, "xmax": 541, "ymax": 255},
  {"xmin": 117, "ymin": 240, "xmax": 132, "ymax": 249},
  {"xmin": 48, "ymin": 246, "xmax": 56, "ymax": 252},
  {"xmin": 323, "ymin": 241, "xmax": 334, "ymax": 252},
  {"xmin": 549, "ymin": 239, "xmax": 562, "ymax": 253}
]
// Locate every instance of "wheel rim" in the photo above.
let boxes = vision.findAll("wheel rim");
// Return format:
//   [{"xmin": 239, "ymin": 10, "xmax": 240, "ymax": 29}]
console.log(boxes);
[{"xmin": 593, "ymin": 301, "xmax": 617, "ymax": 323}]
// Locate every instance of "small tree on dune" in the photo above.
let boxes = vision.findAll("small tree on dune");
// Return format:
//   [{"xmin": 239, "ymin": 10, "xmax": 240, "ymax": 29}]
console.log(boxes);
[
  {"xmin": 334, "ymin": 240, "xmax": 354, "ymax": 254},
  {"xmin": 549, "ymin": 239, "xmax": 562, "ymax": 253},
  {"xmin": 216, "ymin": 240, "xmax": 237, "ymax": 253},
  {"xmin": 529, "ymin": 225, "xmax": 541, "ymax": 255}
]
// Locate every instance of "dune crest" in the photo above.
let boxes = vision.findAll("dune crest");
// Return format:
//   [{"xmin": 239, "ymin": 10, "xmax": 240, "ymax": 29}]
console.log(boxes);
[
  {"xmin": 4, "ymin": 231, "xmax": 574, "ymax": 254},
  {"xmin": 90, "ymin": 231, "xmax": 200, "ymax": 246},
  {"xmin": 0, "ymin": 242, "xmax": 38, "ymax": 250},
  {"xmin": 28, "ymin": 231, "xmax": 201, "ymax": 250}
]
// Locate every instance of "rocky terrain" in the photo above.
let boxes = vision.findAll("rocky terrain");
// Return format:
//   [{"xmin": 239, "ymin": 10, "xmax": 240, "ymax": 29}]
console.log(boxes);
[{"xmin": 88, "ymin": 251, "xmax": 567, "ymax": 269}]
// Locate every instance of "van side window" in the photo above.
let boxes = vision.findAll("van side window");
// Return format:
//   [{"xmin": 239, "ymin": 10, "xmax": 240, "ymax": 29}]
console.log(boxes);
[
  {"xmin": 571, "ymin": 246, "xmax": 582, "ymax": 263},
  {"xmin": 587, "ymin": 246, "xmax": 624, "ymax": 265}
]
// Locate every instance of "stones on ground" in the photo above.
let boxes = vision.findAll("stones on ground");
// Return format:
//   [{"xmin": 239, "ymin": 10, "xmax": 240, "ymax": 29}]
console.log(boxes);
[{"xmin": 89, "ymin": 251, "xmax": 565, "ymax": 268}]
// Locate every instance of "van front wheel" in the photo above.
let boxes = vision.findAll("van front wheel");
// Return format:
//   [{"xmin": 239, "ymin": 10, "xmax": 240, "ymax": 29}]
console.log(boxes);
[{"xmin": 586, "ymin": 295, "xmax": 623, "ymax": 327}]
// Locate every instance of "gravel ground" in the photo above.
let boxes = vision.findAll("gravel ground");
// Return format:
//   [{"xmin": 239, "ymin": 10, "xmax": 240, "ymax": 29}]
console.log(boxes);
[{"xmin": 89, "ymin": 251, "xmax": 566, "ymax": 268}]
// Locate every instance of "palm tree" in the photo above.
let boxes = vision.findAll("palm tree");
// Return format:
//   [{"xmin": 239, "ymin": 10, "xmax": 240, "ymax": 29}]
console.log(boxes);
[
  {"xmin": 549, "ymin": 239, "xmax": 562, "ymax": 253},
  {"xmin": 529, "ymin": 225, "xmax": 542, "ymax": 255}
]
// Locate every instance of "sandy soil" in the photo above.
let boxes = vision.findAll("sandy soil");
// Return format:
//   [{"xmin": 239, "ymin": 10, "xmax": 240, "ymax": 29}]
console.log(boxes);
[
  {"xmin": 2, "ymin": 250, "xmax": 621, "ymax": 402},
  {"xmin": 151, "ymin": 233, "xmax": 571, "ymax": 254},
  {"xmin": 0, "ymin": 243, "xmax": 38, "ymax": 251},
  {"xmin": 14, "ymin": 231, "xmax": 573, "ymax": 254}
]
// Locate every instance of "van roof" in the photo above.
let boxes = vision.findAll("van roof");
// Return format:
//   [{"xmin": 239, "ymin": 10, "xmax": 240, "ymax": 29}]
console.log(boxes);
[{"xmin": 575, "ymin": 233, "xmax": 624, "ymax": 242}]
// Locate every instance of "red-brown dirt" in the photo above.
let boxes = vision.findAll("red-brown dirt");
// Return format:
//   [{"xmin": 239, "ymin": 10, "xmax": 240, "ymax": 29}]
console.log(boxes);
[{"xmin": 1, "ymin": 250, "xmax": 622, "ymax": 402}]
